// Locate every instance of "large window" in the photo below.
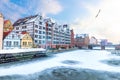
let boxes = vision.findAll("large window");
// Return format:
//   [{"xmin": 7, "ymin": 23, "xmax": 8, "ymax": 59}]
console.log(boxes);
[
  {"xmin": 6, "ymin": 41, "xmax": 11, "ymax": 47},
  {"xmin": 23, "ymin": 42, "xmax": 27, "ymax": 46},
  {"xmin": 35, "ymin": 35, "xmax": 38, "ymax": 38},
  {"xmin": 16, "ymin": 27, "xmax": 19, "ymax": 30},
  {"xmin": 14, "ymin": 41, "xmax": 19, "ymax": 46},
  {"xmin": 22, "ymin": 26, "xmax": 27, "ymax": 29},
  {"xmin": 39, "ymin": 22, "xmax": 42, "ymax": 25},
  {"xmin": 28, "ymin": 42, "xmax": 32, "ymax": 46}
]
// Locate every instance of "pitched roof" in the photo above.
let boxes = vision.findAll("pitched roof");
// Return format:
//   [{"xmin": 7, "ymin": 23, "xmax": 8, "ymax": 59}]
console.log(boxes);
[
  {"xmin": 13, "ymin": 15, "xmax": 38, "ymax": 26},
  {"xmin": 3, "ymin": 31, "xmax": 11, "ymax": 39}
]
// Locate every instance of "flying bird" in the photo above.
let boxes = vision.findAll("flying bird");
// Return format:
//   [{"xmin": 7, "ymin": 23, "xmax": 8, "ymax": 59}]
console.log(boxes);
[{"xmin": 95, "ymin": 9, "xmax": 101, "ymax": 18}]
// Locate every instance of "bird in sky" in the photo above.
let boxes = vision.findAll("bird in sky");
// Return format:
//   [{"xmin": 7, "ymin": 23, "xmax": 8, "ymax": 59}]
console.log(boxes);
[{"xmin": 95, "ymin": 9, "xmax": 101, "ymax": 18}]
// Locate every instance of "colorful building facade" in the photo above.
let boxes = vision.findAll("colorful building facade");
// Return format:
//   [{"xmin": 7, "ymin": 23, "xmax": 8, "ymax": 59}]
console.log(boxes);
[
  {"xmin": 3, "ymin": 31, "xmax": 21, "ymax": 49},
  {"xmin": 21, "ymin": 32, "xmax": 33, "ymax": 49},
  {"xmin": 13, "ymin": 14, "xmax": 71, "ymax": 49},
  {"xmin": 75, "ymin": 34, "xmax": 89, "ymax": 49}
]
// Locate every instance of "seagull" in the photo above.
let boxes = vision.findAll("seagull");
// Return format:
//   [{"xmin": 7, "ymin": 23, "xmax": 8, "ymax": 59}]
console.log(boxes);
[{"xmin": 95, "ymin": 9, "xmax": 101, "ymax": 18}]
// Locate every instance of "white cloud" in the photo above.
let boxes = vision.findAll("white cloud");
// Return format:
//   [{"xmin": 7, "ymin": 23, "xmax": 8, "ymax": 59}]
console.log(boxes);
[
  {"xmin": 71, "ymin": 0, "xmax": 120, "ymax": 43},
  {"xmin": 35, "ymin": 0, "xmax": 63, "ymax": 15},
  {"xmin": 0, "ymin": 0, "xmax": 62, "ymax": 22},
  {"xmin": 0, "ymin": 0, "xmax": 28, "ymax": 22}
]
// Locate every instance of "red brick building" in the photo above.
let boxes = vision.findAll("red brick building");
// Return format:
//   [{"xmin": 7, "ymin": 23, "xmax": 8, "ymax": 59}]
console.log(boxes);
[
  {"xmin": 75, "ymin": 34, "xmax": 89, "ymax": 49},
  {"xmin": 70, "ymin": 29, "xmax": 75, "ymax": 48}
]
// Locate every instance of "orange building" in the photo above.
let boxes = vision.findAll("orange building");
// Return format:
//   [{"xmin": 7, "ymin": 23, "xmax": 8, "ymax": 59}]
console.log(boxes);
[{"xmin": 3, "ymin": 20, "xmax": 14, "ymax": 39}]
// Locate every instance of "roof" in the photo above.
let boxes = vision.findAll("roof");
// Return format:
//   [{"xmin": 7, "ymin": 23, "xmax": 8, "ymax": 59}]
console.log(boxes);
[
  {"xmin": 13, "ymin": 15, "xmax": 38, "ymax": 26},
  {"xmin": 3, "ymin": 31, "xmax": 11, "ymax": 39},
  {"xmin": 21, "ymin": 31, "xmax": 28, "ymax": 34}
]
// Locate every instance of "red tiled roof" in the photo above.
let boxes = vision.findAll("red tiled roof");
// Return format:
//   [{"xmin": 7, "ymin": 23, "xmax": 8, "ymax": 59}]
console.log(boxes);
[{"xmin": 3, "ymin": 31, "xmax": 11, "ymax": 39}]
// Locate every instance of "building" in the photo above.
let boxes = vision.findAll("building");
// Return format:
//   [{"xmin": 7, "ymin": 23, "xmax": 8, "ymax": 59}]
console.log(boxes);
[
  {"xmin": 13, "ymin": 14, "xmax": 71, "ymax": 49},
  {"xmin": 13, "ymin": 14, "xmax": 46, "ymax": 48},
  {"xmin": 3, "ymin": 31, "xmax": 21, "ymax": 49},
  {"xmin": 89, "ymin": 36, "xmax": 97, "ymax": 45},
  {"xmin": 75, "ymin": 34, "xmax": 89, "ymax": 49},
  {"xmin": 70, "ymin": 29, "xmax": 75, "ymax": 48},
  {"xmin": 0, "ymin": 13, "xmax": 4, "ymax": 49},
  {"xmin": 3, "ymin": 20, "xmax": 14, "ymax": 39},
  {"xmin": 20, "ymin": 32, "xmax": 33, "ymax": 49},
  {"xmin": 100, "ymin": 39, "xmax": 108, "ymax": 50}
]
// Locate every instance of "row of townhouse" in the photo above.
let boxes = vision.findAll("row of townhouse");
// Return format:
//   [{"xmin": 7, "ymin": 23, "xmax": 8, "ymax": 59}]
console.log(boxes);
[
  {"xmin": 13, "ymin": 14, "xmax": 73, "ymax": 49},
  {"xmin": 3, "ymin": 19, "xmax": 33, "ymax": 49},
  {"xmin": 75, "ymin": 34, "xmax": 98, "ymax": 49}
]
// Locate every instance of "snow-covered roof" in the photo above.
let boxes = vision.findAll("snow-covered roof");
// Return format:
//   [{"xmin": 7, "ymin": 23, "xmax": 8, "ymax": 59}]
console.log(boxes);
[{"xmin": 13, "ymin": 15, "xmax": 38, "ymax": 26}]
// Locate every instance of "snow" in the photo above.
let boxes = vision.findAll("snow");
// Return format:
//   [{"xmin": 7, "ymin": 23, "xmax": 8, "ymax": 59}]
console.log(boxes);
[
  {"xmin": 0, "ymin": 48, "xmax": 46, "ymax": 54},
  {"xmin": 0, "ymin": 50, "xmax": 120, "ymax": 76}
]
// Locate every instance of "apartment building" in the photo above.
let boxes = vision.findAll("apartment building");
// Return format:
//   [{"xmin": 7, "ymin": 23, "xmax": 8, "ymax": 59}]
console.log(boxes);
[
  {"xmin": 13, "ymin": 14, "xmax": 71, "ymax": 49},
  {"xmin": 13, "ymin": 14, "xmax": 46, "ymax": 48}
]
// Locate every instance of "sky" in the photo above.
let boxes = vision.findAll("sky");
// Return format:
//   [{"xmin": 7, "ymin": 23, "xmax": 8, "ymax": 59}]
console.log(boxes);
[{"xmin": 0, "ymin": 0, "xmax": 120, "ymax": 44}]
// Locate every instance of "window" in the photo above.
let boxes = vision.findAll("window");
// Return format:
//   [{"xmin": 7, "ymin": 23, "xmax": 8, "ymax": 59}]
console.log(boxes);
[
  {"xmin": 35, "ymin": 30, "xmax": 38, "ymax": 33},
  {"xmin": 43, "ymin": 36, "xmax": 45, "ymax": 38},
  {"xmin": 39, "ymin": 31, "xmax": 41, "ymax": 34},
  {"xmin": 43, "ymin": 31, "xmax": 45, "ymax": 34},
  {"xmin": 12, "ymin": 34, "xmax": 14, "ymax": 38},
  {"xmin": 39, "ymin": 26, "xmax": 42, "ymax": 29},
  {"xmin": 22, "ymin": 26, "xmax": 27, "ymax": 29},
  {"xmin": 39, "ymin": 36, "xmax": 41, "ymax": 39},
  {"xmin": 23, "ymin": 42, "xmax": 27, "ymax": 46},
  {"xmin": 39, "ymin": 40, "xmax": 41, "ymax": 44},
  {"xmin": 35, "ymin": 40, "xmax": 38, "ymax": 43},
  {"xmin": 14, "ymin": 41, "xmax": 18, "ymax": 46},
  {"xmin": 39, "ymin": 22, "xmax": 42, "ymax": 25},
  {"xmin": 6, "ymin": 41, "xmax": 11, "ymax": 47},
  {"xmin": 40, "ymin": 16, "xmax": 42, "ymax": 19},
  {"xmin": 35, "ymin": 35, "xmax": 38, "ymax": 38},
  {"xmin": 28, "ymin": 42, "xmax": 32, "ymax": 46},
  {"xmin": 35, "ymin": 25, "xmax": 38, "ymax": 28},
  {"xmin": 16, "ymin": 27, "xmax": 19, "ymax": 30},
  {"xmin": 43, "ymin": 27, "xmax": 45, "ymax": 29}
]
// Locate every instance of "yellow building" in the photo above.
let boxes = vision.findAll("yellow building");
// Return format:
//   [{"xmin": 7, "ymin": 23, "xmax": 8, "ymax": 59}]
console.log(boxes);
[{"xmin": 21, "ymin": 32, "xmax": 33, "ymax": 49}]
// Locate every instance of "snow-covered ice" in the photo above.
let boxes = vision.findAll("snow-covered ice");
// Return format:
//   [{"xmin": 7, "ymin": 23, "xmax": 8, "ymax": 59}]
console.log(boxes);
[{"xmin": 0, "ymin": 50, "xmax": 120, "ymax": 76}]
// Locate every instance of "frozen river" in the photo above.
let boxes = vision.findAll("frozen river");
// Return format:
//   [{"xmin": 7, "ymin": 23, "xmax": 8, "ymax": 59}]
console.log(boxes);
[{"xmin": 0, "ymin": 50, "xmax": 120, "ymax": 80}]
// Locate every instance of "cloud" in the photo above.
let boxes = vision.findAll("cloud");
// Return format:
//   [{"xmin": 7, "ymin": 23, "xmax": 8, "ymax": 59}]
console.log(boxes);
[
  {"xmin": 0, "ymin": 0, "xmax": 63, "ymax": 22},
  {"xmin": 71, "ymin": 0, "xmax": 120, "ymax": 43},
  {"xmin": 35, "ymin": 0, "xmax": 63, "ymax": 15},
  {"xmin": 0, "ymin": 0, "xmax": 28, "ymax": 22}
]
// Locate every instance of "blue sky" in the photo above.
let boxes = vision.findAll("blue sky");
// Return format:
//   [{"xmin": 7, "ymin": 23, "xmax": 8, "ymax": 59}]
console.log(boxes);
[
  {"xmin": 0, "ymin": 0, "xmax": 99, "ymax": 23},
  {"xmin": 1, "ymin": 0, "xmax": 120, "ymax": 43}
]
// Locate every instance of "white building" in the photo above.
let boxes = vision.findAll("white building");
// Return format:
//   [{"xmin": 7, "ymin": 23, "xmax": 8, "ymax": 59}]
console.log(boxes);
[
  {"xmin": 13, "ymin": 14, "xmax": 46, "ymax": 48},
  {"xmin": 13, "ymin": 14, "xmax": 71, "ymax": 49},
  {"xmin": 3, "ymin": 31, "xmax": 21, "ymax": 49},
  {"xmin": 0, "ymin": 13, "xmax": 4, "ymax": 49}
]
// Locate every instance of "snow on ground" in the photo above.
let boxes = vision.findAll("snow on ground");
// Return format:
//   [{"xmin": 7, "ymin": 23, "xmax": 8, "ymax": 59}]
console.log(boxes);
[
  {"xmin": 0, "ymin": 48, "xmax": 46, "ymax": 54},
  {"xmin": 0, "ymin": 50, "xmax": 120, "ymax": 76}
]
